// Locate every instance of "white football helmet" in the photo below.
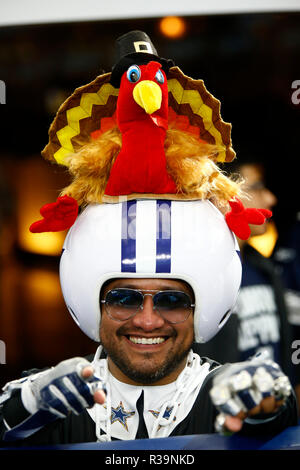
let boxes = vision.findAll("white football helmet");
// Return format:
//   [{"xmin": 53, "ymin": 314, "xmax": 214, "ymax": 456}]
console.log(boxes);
[{"xmin": 60, "ymin": 199, "xmax": 241, "ymax": 343}]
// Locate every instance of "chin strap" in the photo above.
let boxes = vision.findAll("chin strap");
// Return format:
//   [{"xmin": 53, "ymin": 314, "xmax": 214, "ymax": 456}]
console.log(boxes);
[
  {"xmin": 150, "ymin": 351, "xmax": 211, "ymax": 438},
  {"xmin": 92, "ymin": 348, "xmax": 213, "ymax": 441}
]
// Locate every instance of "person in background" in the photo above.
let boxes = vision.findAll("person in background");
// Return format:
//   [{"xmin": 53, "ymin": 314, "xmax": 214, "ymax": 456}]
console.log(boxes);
[
  {"xmin": 198, "ymin": 159, "xmax": 298, "ymax": 406},
  {"xmin": 273, "ymin": 212, "xmax": 300, "ymax": 413}
]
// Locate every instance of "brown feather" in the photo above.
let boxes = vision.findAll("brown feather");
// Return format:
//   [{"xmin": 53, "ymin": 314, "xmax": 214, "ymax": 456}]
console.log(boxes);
[
  {"xmin": 60, "ymin": 126, "xmax": 241, "ymax": 207},
  {"xmin": 164, "ymin": 127, "xmax": 241, "ymax": 204},
  {"xmin": 60, "ymin": 127, "xmax": 121, "ymax": 205}
]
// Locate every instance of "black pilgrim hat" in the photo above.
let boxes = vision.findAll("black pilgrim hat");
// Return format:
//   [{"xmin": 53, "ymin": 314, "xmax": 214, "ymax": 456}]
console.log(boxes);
[{"xmin": 110, "ymin": 30, "xmax": 174, "ymax": 87}]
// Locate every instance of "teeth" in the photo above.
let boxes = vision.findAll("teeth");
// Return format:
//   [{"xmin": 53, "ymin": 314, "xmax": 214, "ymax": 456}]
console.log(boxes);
[{"xmin": 129, "ymin": 336, "xmax": 165, "ymax": 345}]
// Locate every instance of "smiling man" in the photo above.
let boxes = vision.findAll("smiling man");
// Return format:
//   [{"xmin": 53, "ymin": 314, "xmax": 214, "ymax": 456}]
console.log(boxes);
[
  {"xmin": 0, "ymin": 29, "xmax": 298, "ymax": 448},
  {"xmin": 99, "ymin": 278, "xmax": 195, "ymax": 386},
  {"xmin": 0, "ymin": 199, "xmax": 298, "ymax": 445}
]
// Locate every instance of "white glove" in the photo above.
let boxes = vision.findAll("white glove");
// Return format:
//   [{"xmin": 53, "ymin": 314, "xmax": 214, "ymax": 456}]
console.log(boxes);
[
  {"xmin": 22, "ymin": 357, "xmax": 105, "ymax": 418},
  {"xmin": 209, "ymin": 351, "xmax": 292, "ymax": 434}
]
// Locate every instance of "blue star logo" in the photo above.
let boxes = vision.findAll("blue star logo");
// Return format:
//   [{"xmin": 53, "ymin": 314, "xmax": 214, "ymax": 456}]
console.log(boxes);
[
  {"xmin": 149, "ymin": 406, "xmax": 174, "ymax": 420},
  {"xmin": 148, "ymin": 405, "xmax": 180, "ymax": 431},
  {"xmin": 111, "ymin": 401, "xmax": 135, "ymax": 431}
]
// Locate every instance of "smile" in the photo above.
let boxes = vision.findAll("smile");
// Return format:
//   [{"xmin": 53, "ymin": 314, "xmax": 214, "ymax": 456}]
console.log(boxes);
[{"xmin": 128, "ymin": 336, "xmax": 166, "ymax": 345}]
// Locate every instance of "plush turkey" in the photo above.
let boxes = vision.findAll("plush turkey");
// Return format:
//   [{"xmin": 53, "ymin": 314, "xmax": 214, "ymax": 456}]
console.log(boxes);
[
  {"xmin": 29, "ymin": 31, "xmax": 271, "ymax": 239},
  {"xmin": 104, "ymin": 60, "xmax": 177, "ymax": 195}
]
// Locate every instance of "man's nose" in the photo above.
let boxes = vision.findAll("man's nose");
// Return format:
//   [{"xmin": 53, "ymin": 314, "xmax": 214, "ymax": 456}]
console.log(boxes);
[{"xmin": 131, "ymin": 295, "xmax": 165, "ymax": 330}]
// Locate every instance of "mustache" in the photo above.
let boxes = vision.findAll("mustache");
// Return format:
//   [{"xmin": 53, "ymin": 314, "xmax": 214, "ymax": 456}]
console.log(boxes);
[{"xmin": 116, "ymin": 324, "xmax": 177, "ymax": 338}]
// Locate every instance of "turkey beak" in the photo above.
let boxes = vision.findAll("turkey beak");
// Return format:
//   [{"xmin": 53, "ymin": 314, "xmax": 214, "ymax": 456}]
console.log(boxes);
[{"xmin": 133, "ymin": 80, "xmax": 162, "ymax": 115}]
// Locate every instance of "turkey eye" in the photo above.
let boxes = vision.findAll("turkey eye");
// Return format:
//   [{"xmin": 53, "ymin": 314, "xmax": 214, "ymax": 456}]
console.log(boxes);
[
  {"xmin": 155, "ymin": 69, "xmax": 164, "ymax": 84},
  {"xmin": 127, "ymin": 65, "xmax": 141, "ymax": 83}
]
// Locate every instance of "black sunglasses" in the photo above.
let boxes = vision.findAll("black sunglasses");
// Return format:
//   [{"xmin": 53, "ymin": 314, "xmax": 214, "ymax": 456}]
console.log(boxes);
[{"xmin": 100, "ymin": 288, "xmax": 195, "ymax": 324}]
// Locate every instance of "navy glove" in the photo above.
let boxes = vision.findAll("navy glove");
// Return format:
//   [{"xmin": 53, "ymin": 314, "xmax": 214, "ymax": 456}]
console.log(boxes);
[
  {"xmin": 26, "ymin": 357, "xmax": 105, "ymax": 418},
  {"xmin": 210, "ymin": 351, "xmax": 292, "ymax": 434}
]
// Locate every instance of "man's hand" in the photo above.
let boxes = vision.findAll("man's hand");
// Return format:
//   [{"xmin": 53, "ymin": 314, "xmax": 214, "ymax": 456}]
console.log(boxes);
[
  {"xmin": 222, "ymin": 396, "xmax": 285, "ymax": 433},
  {"xmin": 24, "ymin": 357, "xmax": 106, "ymax": 418},
  {"xmin": 210, "ymin": 352, "xmax": 292, "ymax": 434},
  {"xmin": 1, "ymin": 357, "xmax": 106, "ymax": 442},
  {"xmin": 81, "ymin": 364, "xmax": 106, "ymax": 406}
]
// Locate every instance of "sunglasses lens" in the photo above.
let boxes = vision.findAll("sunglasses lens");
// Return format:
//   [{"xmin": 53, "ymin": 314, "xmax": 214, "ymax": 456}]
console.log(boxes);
[
  {"xmin": 154, "ymin": 291, "xmax": 192, "ymax": 323},
  {"xmin": 154, "ymin": 291, "xmax": 189, "ymax": 309},
  {"xmin": 105, "ymin": 289, "xmax": 142, "ymax": 320}
]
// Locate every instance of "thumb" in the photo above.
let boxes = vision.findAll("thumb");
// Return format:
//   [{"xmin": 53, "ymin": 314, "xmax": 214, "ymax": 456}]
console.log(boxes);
[
  {"xmin": 81, "ymin": 366, "xmax": 95, "ymax": 380},
  {"xmin": 224, "ymin": 415, "xmax": 243, "ymax": 433}
]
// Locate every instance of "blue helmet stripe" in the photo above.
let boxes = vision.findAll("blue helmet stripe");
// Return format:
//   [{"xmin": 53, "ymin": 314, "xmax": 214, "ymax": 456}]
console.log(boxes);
[
  {"xmin": 121, "ymin": 200, "xmax": 136, "ymax": 272},
  {"xmin": 156, "ymin": 200, "xmax": 171, "ymax": 273}
]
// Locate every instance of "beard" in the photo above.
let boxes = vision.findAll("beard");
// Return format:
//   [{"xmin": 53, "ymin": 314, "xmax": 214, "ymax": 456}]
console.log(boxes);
[{"xmin": 100, "ymin": 327, "xmax": 193, "ymax": 385}]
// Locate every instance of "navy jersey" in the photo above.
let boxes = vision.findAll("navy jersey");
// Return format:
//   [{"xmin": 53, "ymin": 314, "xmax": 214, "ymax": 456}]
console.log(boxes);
[
  {"xmin": 197, "ymin": 245, "xmax": 292, "ymax": 381},
  {"xmin": 235, "ymin": 255, "xmax": 281, "ymax": 364},
  {"xmin": 0, "ymin": 346, "xmax": 298, "ymax": 447}
]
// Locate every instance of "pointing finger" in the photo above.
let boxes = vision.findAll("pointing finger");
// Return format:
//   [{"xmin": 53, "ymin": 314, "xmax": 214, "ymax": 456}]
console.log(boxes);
[
  {"xmin": 81, "ymin": 366, "xmax": 95, "ymax": 379},
  {"xmin": 94, "ymin": 389, "xmax": 106, "ymax": 405},
  {"xmin": 224, "ymin": 415, "xmax": 243, "ymax": 433},
  {"xmin": 260, "ymin": 396, "xmax": 276, "ymax": 414}
]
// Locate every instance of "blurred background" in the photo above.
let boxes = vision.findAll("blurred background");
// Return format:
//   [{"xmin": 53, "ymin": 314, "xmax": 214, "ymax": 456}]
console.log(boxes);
[{"xmin": 0, "ymin": 1, "xmax": 299, "ymax": 388}]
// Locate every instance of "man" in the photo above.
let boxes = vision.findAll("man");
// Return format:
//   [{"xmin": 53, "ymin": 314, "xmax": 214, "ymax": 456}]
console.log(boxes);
[{"xmin": 0, "ymin": 199, "xmax": 297, "ymax": 445}]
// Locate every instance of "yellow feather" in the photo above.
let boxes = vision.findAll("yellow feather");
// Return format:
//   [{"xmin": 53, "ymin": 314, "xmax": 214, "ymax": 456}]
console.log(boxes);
[{"xmin": 60, "ymin": 126, "xmax": 241, "ymax": 206}]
